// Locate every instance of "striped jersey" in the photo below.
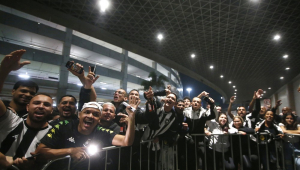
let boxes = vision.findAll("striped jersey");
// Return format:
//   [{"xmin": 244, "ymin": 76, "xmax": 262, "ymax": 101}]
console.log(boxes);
[{"xmin": 0, "ymin": 108, "xmax": 51, "ymax": 159}]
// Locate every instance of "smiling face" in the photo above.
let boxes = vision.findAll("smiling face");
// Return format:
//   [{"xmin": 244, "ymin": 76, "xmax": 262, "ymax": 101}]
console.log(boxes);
[
  {"xmin": 129, "ymin": 90, "xmax": 140, "ymax": 100},
  {"xmin": 78, "ymin": 107, "xmax": 101, "ymax": 135},
  {"xmin": 26, "ymin": 94, "xmax": 53, "ymax": 123},
  {"xmin": 12, "ymin": 86, "xmax": 37, "ymax": 106},
  {"xmin": 175, "ymin": 101, "xmax": 185, "ymax": 113},
  {"xmin": 233, "ymin": 117, "xmax": 242, "ymax": 129},
  {"xmin": 218, "ymin": 114, "xmax": 228, "ymax": 126},
  {"xmin": 191, "ymin": 97, "xmax": 201, "ymax": 111},
  {"xmin": 58, "ymin": 96, "xmax": 76, "ymax": 118},
  {"xmin": 183, "ymin": 99, "xmax": 191, "ymax": 108},
  {"xmin": 100, "ymin": 104, "xmax": 116, "ymax": 122},
  {"xmin": 164, "ymin": 93, "xmax": 177, "ymax": 108},
  {"xmin": 264, "ymin": 111, "xmax": 274, "ymax": 122},
  {"xmin": 113, "ymin": 89, "xmax": 127, "ymax": 103}
]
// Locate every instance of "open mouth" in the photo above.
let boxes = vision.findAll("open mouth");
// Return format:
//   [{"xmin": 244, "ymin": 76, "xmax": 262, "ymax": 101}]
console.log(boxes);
[
  {"xmin": 34, "ymin": 111, "xmax": 45, "ymax": 118},
  {"xmin": 83, "ymin": 119, "xmax": 93, "ymax": 128},
  {"xmin": 62, "ymin": 108, "xmax": 72, "ymax": 115}
]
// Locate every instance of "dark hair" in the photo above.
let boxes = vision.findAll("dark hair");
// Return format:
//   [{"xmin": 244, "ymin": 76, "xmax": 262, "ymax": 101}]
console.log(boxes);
[
  {"xmin": 129, "ymin": 89, "xmax": 139, "ymax": 94},
  {"xmin": 282, "ymin": 113, "xmax": 298, "ymax": 130},
  {"xmin": 169, "ymin": 92, "xmax": 178, "ymax": 102},
  {"xmin": 13, "ymin": 80, "xmax": 39, "ymax": 93},
  {"xmin": 217, "ymin": 113, "xmax": 229, "ymax": 130},
  {"xmin": 177, "ymin": 99, "xmax": 184, "ymax": 104},
  {"xmin": 58, "ymin": 95, "xmax": 77, "ymax": 104},
  {"xmin": 119, "ymin": 88, "xmax": 128, "ymax": 97},
  {"xmin": 183, "ymin": 97, "xmax": 191, "ymax": 102}
]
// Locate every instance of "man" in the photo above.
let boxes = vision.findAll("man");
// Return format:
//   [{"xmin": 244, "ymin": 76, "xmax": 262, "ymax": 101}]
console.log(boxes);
[
  {"xmin": 183, "ymin": 91, "xmax": 216, "ymax": 170},
  {"xmin": 0, "ymin": 49, "xmax": 38, "ymax": 118},
  {"xmin": 183, "ymin": 97, "xmax": 191, "ymax": 108},
  {"xmin": 100, "ymin": 102, "xmax": 119, "ymax": 133},
  {"xmin": 280, "ymin": 107, "xmax": 291, "ymax": 116},
  {"xmin": 0, "ymin": 93, "xmax": 53, "ymax": 169},
  {"xmin": 34, "ymin": 101, "xmax": 137, "ymax": 169}
]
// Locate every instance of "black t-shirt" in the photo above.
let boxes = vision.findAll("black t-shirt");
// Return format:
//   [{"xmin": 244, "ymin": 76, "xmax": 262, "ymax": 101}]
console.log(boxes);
[{"xmin": 41, "ymin": 119, "xmax": 116, "ymax": 149}]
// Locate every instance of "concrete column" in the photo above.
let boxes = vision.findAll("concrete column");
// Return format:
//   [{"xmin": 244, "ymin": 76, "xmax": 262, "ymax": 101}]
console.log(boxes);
[
  {"xmin": 287, "ymin": 83, "xmax": 296, "ymax": 111},
  {"xmin": 57, "ymin": 28, "xmax": 73, "ymax": 101},
  {"xmin": 152, "ymin": 61, "xmax": 157, "ymax": 70},
  {"xmin": 120, "ymin": 49, "xmax": 128, "ymax": 91}
]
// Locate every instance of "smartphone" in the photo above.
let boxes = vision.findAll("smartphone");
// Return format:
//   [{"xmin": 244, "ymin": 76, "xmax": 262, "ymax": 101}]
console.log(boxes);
[
  {"xmin": 66, "ymin": 61, "xmax": 83, "ymax": 74},
  {"xmin": 90, "ymin": 64, "xmax": 97, "ymax": 77}
]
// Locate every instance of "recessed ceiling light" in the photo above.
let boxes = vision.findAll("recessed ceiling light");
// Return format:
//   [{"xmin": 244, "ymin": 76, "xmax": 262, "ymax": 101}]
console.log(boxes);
[
  {"xmin": 157, "ymin": 34, "xmax": 163, "ymax": 40},
  {"xmin": 210, "ymin": 65, "xmax": 214, "ymax": 69},
  {"xmin": 235, "ymin": 89, "xmax": 237, "ymax": 91},
  {"xmin": 221, "ymin": 97, "xmax": 223, "ymax": 99},
  {"xmin": 191, "ymin": 54, "xmax": 195, "ymax": 58},
  {"xmin": 77, "ymin": 83, "xmax": 83, "ymax": 86},
  {"xmin": 228, "ymin": 81, "xmax": 232, "ymax": 84},
  {"xmin": 18, "ymin": 73, "xmax": 30, "ymax": 79},
  {"xmin": 70, "ymin": 54, "xmax": 77, "ymax": 58},
  {"xmin": 101, "ymin": 87, "xmax": 107, "ymax": 90},
  {"xmin": 285, "ymin": 67, "xmax": 290, "ymax": 70},
  {"xmin": 136, "ymin": 75, "xmax": 140, "ymax": 78},
  {"xmin": 263, "ymin": 91, "xmax": 266, "ymax": 93},
  {"xmin": 99, "ymin": 0, "xmax": 110, "ymax": 12},
  {"xmin": 220, "ymin": 75, "xmax": 224, "ymax": 78},
  {"xmin": 283, "ymin": 55, "xmax": 288, "ymax": 59},
  {"xmin": 273, "ymin": 34, "xmax": 281, "ymax": 40},
  {"xmin": 280, "ymin": 77, "xmax": 284, "ymax": 79},
  {"xmin": 233, "ymin": 86, "xmax": 236, "ymax": 88},
  {"xmin": 234, "ymin": 96, "xmax": 237, "ymax": 98},
  {"xmin": 268, "ymin": 87, "xmax": 271, "ymax": 89},
  {"xmin": 100, "ymin": 82, "xmax": 107, "ymax": 84},
  {"xmin": 29, "ymin": 44, "xmax": 41, "ymax": 48},
  {"xmin": 234, "ymin": 93, "xmax": 236, "ymax": 94},
  {"xmin": 96, "ymin": 62, "xmax": 103, "ymax": 65},
  {"xmin": 38, "ymin": 22, "xmax": 40, "ymax": 24}
]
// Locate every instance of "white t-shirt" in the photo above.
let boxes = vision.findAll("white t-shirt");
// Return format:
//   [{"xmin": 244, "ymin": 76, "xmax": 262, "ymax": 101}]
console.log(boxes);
[{"xmin": 206, "ymin": 119, "xmax": 230, "ymax": 152}]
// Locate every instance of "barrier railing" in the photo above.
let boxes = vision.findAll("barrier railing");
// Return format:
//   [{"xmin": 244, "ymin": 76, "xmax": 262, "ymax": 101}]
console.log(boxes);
[{"xmin": 20, "ymin": 133, "xmax": 300, "ymax": 170}]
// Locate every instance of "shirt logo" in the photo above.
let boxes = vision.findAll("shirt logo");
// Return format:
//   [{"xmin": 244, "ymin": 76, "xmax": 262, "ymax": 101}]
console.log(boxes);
[{"xmin": 67, "ymin": 137, "xmax": 75, "ymax": 143}]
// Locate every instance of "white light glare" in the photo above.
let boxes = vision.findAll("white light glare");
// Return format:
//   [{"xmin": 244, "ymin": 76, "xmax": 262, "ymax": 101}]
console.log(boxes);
[
  {"xmin": 221, "ymin": 97, "xmax": 223, "ymax": 99},
  {"xmin": 87, "ymin": 144, "xmax": 98, "ymax": 156},
  {"xmin": 177, "ymin": 88, "xmax": 183, "ymax": 92},
  {"xmin": 187, "ymin": 88, "xmax": 192, "ymax": 92},
  {"xmin": 157, "ymin": 34, "xmax": 163, "ymax": 40},
  {"xmin": 283, "ymin": 55, "xmax": 288, "ymax": 59},
  {"xmin": 268, "ymin": 87, "xmax": 271, "ymax": 89},
  {"xmin": 29, "ymin": 44, "xmax": 41, "ymax": 48},
  {"xmin": 210, "ymin": 65, "xmax": 214, "ymax": 69},
  {"xmin": 191, "ymin": 54, "xmax": 195, "ymax": 58},
  {"xmin": 273, "ymin": 34, "xmax": 281, "ymax": 40},
  {"xmin": 70, "ymin": 54, "xmax": 77, "ymax": 58},
  {"xmin": 280, "ymin": 77, "xmax": 284, "ymax": 80},
  {"xmin": 96, "ymin": 62, "xmax": 103, "ymax": 65},
  {"xmin": 100, "ymin": 82, "xmax": 107, "ymax": 84},
  {"xmin": 77, "ymin": 83, "xmax": 83, "ymax": 86},
  {"xmin": 101, "ymin": 87, "xmax": 107, "ymax": 90},
  {"xmin": 286, "ymin": 67, "xmax": 290, "ymax": 70},
  {"xmin": 228, "ymin": 81, "xmax": 232, "ymax": 84},
  {"xmin": 220, "ymin": 75, "xmax": 224, "ymax": 78},
  {"xmin": 18, "ymin": 73, "xmax": 30, "ymax": 79},
  {"xmin": 99, "ymin": 0, "xmax": 110, "ymax": 12},
  {"xmin": 233, "ymin": 86, "xmax": 236, "ymax": 88},
  {"xmin": 235, "ymin": 89, "xmax": 237, "ymax": 91},
  {"xmin": 263, "ymin": 91, "xmax": 266, "ymax": 93},
  {"xmin": 234, "ymin": 93, "xmax": 236, "ymax": 94}
]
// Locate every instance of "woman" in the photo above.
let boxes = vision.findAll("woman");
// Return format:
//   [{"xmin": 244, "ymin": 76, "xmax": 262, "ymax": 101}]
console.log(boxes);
[
  {"xmin": 255, "ymin": 110, "xmax": 283, "ymax": 170},
  {"xmin": 279, "ymin": 113, "xmax": 300, "ymax": 170},
  {"xmin": 206, "ymin": 113, "xmax": 235, "ymax": 170},
  {"xmin": 229, "ymin": 116, "xmax": 257, "ymax": 170}
]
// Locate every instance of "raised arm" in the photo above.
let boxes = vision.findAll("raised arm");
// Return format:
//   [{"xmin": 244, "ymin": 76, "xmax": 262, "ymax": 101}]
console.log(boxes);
[
  {"xmin": 227, "ymin": 96, "xmax": 235, "ymax": 120},
  {"xmin": 0, "ymin": 49, "xmax": 30, "ymax": 117},
  {"xmin": 250, "ymin": 89, "xmax": 263, "ymax": 118},
  {"xmin": 112, "ymin": 98, "xmax": 139, "ymax": 146}
]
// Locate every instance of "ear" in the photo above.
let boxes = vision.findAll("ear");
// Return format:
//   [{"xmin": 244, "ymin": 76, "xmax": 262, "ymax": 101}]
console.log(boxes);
[
  {"xmin": 124, "ymin": 97, "xmax": 128, "ymax": 101},
  {"xmin": 26, "ymin": 104, "xmax": 29, "ymax": 112},
  {"xmin": 11, "ymin": 89, "xmax": 16, "ymax": 95}
]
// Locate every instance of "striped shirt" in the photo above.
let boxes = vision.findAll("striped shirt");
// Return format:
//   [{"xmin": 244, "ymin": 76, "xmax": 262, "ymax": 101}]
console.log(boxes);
[{"xmin": 0, "ymin": 108, "xmax": 51, "ymax": 158}]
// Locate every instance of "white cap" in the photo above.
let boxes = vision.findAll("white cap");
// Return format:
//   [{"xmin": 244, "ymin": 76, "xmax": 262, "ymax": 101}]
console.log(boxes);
[{"xmin": 81, "ymin": 102, "xmax": 102, "ymax": 111}]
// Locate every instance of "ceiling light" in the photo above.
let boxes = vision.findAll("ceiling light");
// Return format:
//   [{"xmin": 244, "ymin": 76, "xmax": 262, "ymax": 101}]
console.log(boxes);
[
  {"xmin": 70, "ymin": 54, "xmax": 77, "ymax": 58},
  {"xmin": 99, "ymin": 0, "xmax": 110, "ymax": 12},
  {"xmin": 38, "ymin": 22, "xmax": 40, "ymax": 24},
  {"xmin": 233, "ymin": 86, "xmax": 236, "ymax": 88},
  {"xmin": 235, "ymin": 89, "xmax": 237, "ymax": 91},
  {"xmin": 273, "ymin": 34, "xmax": 281, "ymax": 40},
  {"xmin": 77, "ymin": 83, "xmax": 83, "ymax": 86},
  {"xmin": 228, "ymin": 81, "xmax": 232, "ymax": 84},
  {"xmin": 280, "ymin": 77, "xmax": 284, "ymax": 79},
  {"xmin": 191, "ymin": 54, "xmax": 195, "ymax": 58},
  {"xmin": 263, "ymin": 91, "xmax": 266, "ymax": 93},
  {"xmin": 18, "ymin": 73, "xmax": 30, "ymax": 79},
  {"xmin": 100, "ymin": 82, "xmax": 106, "ymax": 84},
  {"xmin": 157, "ymin": 34, "xmax": 163, "ymax": 40},
  {"xmin": 209, "ymin": 65, "xmax": 214, "ymax": 69},
  {"xmin": 101, "ymin": 87, "xmax": 107, "ymax": 90},
  {"xmin": 221, "ymin": 97, "xmax": 223, "ymax": 99},
  {"xmin": 268, "ymin": 87, "xmax": 271, "ymax": 89},
  {"xmin": 234, "ymin": 96, "xmax": 237, "ymax": 98},
  {"xmin": 283, "ymin": 55, "xmax": 288, "ymax": 59},
  {"xmin": 29, "ymin": 44, "xmax": 41, "ymax": 48},
  {"xmin": 234, "ymin": 93, "xmax": 236, "ymax": 94},
  {"xmin": 96, "ymin": 62, "xmax": 103, "ymax": 65},
  {"xmin": 136, "ymin": 75, "xmax": 140, "ymax": 78},
  {"xmin": 285, "ymin": 67, "xmax": 290, "ymax": 70},
  {"xmin": 220, "ymin": 75, "xmax": 224, "ymax": 78}
]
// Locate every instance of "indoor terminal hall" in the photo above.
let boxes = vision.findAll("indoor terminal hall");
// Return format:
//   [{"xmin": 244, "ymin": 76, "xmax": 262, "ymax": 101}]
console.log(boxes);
[{"xmin": 0, "ymin": 0, "xmax": 300, "ymax": 170}]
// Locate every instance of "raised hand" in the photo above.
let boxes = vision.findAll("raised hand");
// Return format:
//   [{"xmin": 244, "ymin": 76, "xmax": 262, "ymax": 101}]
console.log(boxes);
[
  {"xmin": 68, "ymin": 62, "xmax": 85, "ymax": 78},
  {"xmin": 230, "ymin": 96, "xmax": 235, "ymax": 103},
  {"xmin": 118, "ymin": 113, "xmax": 129, "ymax": 125},
  {"xmin": 208, "ymin": 97, "xmax": 215, "ymax": 104},
  {"xmin": 0, "ymin": 49, "xmax": 30, "ymax": 72},
  {"xmin": 275, "ymin": 100, "xmax": 282, "ymax": 107},
  {"xmin": 84, "ymin": 66, "xmax": 99, "ymax": 88},
  {"xmin": 165, "ymin": 85, "xmax": 171, "ymax": 96},
  {"xmin": 254, "ymin": 89, "xmax": 263, "ymax": 99},
  {"xmin": 198, "ymin": 91, "xmax": 209, "ymax": 98},
  {"xmin": 144, "ymin": 86, "xmax": 154, "ymax": 100},
  {"xmin": 128, "ymin": 94, "xmax": 140, "ymax": 110}
]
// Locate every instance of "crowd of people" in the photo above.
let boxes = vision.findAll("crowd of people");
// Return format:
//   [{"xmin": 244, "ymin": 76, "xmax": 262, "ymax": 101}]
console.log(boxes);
[{"xmin": 0, "ymin": 49, "xmax": 299, "ymax": 170}]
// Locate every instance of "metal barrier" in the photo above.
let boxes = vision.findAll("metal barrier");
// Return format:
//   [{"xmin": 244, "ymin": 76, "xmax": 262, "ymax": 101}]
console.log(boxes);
[{"xmin": 36, "ymin": 133, "xmax": 300, "ymax": 170}]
